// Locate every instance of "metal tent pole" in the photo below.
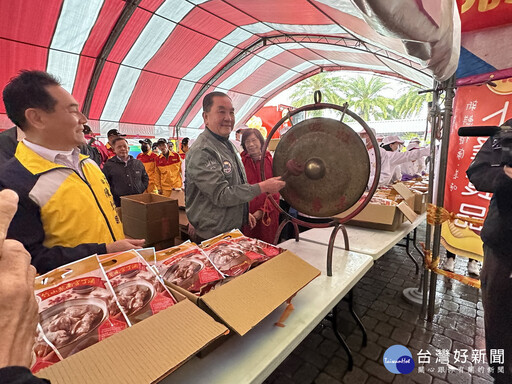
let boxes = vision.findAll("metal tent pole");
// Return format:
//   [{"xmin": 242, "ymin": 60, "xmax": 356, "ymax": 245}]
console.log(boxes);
[
  {"xmin": 420, "ymin": 82, "xmax": 440, "ymax": 316},
  {"xmin": 427, "ymin": 75, "xmax": 456, "ymax": 320},
  {"xmin": 403, "ymin": 82, "xmax": 442, "ymax": 308}
]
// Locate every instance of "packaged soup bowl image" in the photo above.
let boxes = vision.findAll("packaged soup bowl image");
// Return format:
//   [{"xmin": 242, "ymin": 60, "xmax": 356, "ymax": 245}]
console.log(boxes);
[
  {"xmin": 32, "ymin": 256, "xmax": 130, "ymax": 371},
  {"xmin": 231, "ymin": 236, "xmax": 283, "ymax": 263},
  {"xmin": 202, "ymin": 241, "xmax": 252, "ymax": 277},
  {"xmin": 99, "ymin": 250, "xmax": 177, "ymax": 324},
  {"xmin": 201, "ymin": 230, "xmax": 283, "ymax": 274},
  {"xmin": 155, "ymin": 242, "xmax": 224, "ymax": 294}
]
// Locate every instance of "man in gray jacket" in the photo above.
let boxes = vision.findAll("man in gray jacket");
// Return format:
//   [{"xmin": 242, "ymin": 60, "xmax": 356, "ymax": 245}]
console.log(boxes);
[{"xmin": 185, "ymin": 92, "xmax": 285, "ymax": 242}]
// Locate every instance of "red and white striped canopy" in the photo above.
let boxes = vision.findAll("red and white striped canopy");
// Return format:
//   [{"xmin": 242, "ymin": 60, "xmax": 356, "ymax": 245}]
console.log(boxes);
[{"xmin": 0, "ymin": 0, "xmax": 457, "ymax": 138}]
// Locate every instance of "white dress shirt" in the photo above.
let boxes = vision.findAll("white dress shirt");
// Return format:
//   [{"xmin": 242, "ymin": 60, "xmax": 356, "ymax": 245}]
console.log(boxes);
[{"xmin": 23, "ymin": 139, "xmax": 84, "ymax": 178}]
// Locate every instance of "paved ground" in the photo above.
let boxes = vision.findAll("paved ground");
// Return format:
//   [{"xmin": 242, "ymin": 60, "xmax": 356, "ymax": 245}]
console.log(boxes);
[{"xmin": 264, "ymin": 223, "xmax": 492, "ymax": 384}]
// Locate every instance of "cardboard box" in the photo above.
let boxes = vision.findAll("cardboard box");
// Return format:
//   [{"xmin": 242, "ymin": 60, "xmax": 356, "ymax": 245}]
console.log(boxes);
[
  {"xmin": 167, "ymin": 250, "xmax": 320, "ymax": 336},
  {"xmin": 401, "ymin": 180, "xmax": 429, "ymax": 214},
  {"xmin": 177, "ymin": 209, "xmax": 189, "ymax": 241},
  {"xmin": 335, "ymin": 183, "xmax": 418, "ymax": 231},
  {"xmin": 170, "ymin": 189, "xmax": 185, "ymax": 208},
  {"xmin": 121, "ymin": 194, "xmax": 179, "ymax": 244},
  {"xmin": 268, "ymin": 138, "xmax": 280, "ymax": 152},
  {"xmin": 413, "ymin": 191, "xmax": 428, "ymax": 214},
  {"xmin": 147, "ymin": 237, "xmax": 176, "ymax": 251},
  {"xmin": 178, "ymin": 210, "xmax": 189, "ymax": 228},
  {"xmin": 37, "ymin": 292, "xmax": 228, "ymax": 384}
]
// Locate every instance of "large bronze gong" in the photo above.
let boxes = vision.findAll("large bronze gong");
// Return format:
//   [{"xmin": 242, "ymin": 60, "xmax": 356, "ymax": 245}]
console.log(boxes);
[{"xmin": 273, "ymin": 117, "xmax": 369, "ymax": 217}]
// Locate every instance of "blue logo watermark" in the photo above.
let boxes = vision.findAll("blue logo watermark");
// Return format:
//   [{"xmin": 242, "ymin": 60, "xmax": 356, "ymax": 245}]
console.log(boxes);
[{"xmin": 383, "ymin": 345, "xmax": 415, "ymax": 374}]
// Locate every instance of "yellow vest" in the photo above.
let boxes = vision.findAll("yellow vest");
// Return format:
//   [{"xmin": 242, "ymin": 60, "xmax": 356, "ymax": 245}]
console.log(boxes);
[{"xmin": 16, "ymin": 142, "xmax": 124, "ymax": 248}]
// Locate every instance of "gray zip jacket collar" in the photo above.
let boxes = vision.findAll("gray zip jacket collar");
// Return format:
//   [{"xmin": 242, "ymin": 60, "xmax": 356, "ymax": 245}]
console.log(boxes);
[{"xmin": 185, "ymin": 128, "xmax": 261, "ymax": 239}]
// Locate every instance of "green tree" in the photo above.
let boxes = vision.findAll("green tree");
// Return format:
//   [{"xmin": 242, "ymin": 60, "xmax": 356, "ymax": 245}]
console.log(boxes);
[
  {"xmin": 290, "ymin": 72, "xmax": 344, "ymax": 117},
  {"xmin": 336, "ymin": 76, "xmax": 392, "ymax": 120},
  {"xmin": 289, "ymin": 73, "xmax": 430, "ymax": 121},
  {"xmin": 387, "ymin": 86, "xmax": 431, "ymax": 119}
]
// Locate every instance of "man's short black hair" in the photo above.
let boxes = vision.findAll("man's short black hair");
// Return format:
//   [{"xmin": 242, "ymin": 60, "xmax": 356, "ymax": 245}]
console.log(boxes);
[
  {"xmin": 3, "ymin": 70, "xmax": 61, "ymax": 130},
  {"xmin": 181, "ymin": 137, "xmax": 189, "ymax": 146},
  {"xmin": 203, "ymin": 91, "xmax": 230, "ymax": 113},
  {"xmin": 112, "ymin": 137, "xmax": 128, "ymax": 147}
]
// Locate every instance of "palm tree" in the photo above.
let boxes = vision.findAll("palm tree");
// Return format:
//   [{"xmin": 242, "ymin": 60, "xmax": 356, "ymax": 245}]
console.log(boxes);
[
  {"xmin": 290, "ymin": 72, "xmax": 344, "ymax": 117},
  {"xmin": 289, "ymin": 73, "xmax": 429, "ymax": 121},
  {"xmin": 338, "ymin": 76, "xmax": 391, "ymax": 121},
  {"xmin": 387, "ymin": 86, "xmax": 431, "ymax": 119}
]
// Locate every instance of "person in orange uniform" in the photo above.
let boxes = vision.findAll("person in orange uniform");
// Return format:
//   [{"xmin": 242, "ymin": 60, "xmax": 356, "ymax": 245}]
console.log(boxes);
[
  {"xmin": 156, "ymin": 138, "xmax": 182, "ymax": 196},
  {"xmin": 136, "ymin": 138, "xmax": 159, "ymax": 194},
  {"xmin": 179, "ymin": 137, "xmax": 189, "ymax": 160}
]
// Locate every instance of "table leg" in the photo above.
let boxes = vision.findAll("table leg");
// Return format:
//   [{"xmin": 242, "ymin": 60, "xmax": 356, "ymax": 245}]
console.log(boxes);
[
  {"xmin": 395, "ymin": 232, "xmax": 420, "ymax": 275},
  {"xmin": 406, "ymin": 233, "xmax": 420, "ymax": 275},
  {"xmin": 326, "ymin": 304, "xmax": 354, "ymax": 371},
  {"xmin": 345, "ymin": 289, "xmax": 367, "ymax": 347},
  {"xmin": 412, "ymin": 228, "xmax": 424, "ymax": 258}
]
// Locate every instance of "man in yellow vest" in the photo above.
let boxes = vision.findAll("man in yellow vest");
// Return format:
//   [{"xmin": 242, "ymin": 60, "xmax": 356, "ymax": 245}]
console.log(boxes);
[
  {"xmin": 155, "ymin": 138, "xmax": 182, "ymax": 196},
  {"xmin": 0, "ymin": 70, "xmax": 144, "ymax": 273},
  {"xmin": 137, "ymin": 138, "xmax": 159, "ymax": 193}
]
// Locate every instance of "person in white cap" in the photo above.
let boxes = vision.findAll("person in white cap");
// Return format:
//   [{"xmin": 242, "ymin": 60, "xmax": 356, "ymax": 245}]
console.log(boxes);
[
  {"xmin": 360, "ymin": 131, "xmax": 429, "ymax": 186},
  {"xmin": 381, "ymin": 135, "xmax": 404, "ymax": 150},
  {"xmin": 401, "ymin": 139, "xmax": 426, "ymax": 180},
  {"xmin": 381, "ymin": 135, "xmax": 405, "ymax": 183}
]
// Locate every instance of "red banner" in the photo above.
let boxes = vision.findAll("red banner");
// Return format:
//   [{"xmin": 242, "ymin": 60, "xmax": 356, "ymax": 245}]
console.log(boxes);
[
  {"xmin": 443, "ymin": 78, "xmax": 512, "ymax": 259},
  {"xmin": 457, "ymin": 0, "xmax": 512, "ymax": 32}
]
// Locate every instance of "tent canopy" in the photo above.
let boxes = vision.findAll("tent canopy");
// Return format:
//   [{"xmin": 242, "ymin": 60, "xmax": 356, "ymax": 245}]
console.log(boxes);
[{"xmin": 0, "ymin": 0, "xmax": 483, "ymax": 139}]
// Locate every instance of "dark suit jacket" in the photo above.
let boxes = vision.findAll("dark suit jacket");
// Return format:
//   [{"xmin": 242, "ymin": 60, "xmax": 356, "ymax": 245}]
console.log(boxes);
[{"xmin": 0, "ymin": 126, "xmax": 18, "ymax": 165}]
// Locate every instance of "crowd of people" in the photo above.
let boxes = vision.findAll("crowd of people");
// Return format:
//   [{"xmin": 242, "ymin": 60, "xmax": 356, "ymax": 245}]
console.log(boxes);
[
  {"xmin": 359, "ymin": 129, "xmax": 430, "ymax": 187},
  {"xmin": 0, "ymin": 72, "xmax": 286, "ymax": 384},
  {"xmin": 0, "ymin": 69, "xmax": 499, "ymax": 382}
]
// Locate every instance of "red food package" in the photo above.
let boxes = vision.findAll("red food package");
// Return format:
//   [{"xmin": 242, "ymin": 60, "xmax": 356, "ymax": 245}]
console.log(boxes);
[
  {"xmin": 202, "ymin": 230, "xmax": 284, "ymax": 265},
  {"xmin": 201, "ymin": 230, "xmax": 252, "ymax": 277},
  {"xmin": 32, "ymin": 256, "xmax": 130, "ymax": 372},
  {"xmin": 231, "ymin": 236, "xmax": 284, "ymax": 263},
  {"xmin": 31, "ymin": 326, "xmax": 61, "ymax": 373},
  {"xmin": 155, "ymin": 242, "xmax": 224, "ymax": 295},
  {"xmin": 98, "ymin": 250, "xmax": 177, "ymax": 324}
]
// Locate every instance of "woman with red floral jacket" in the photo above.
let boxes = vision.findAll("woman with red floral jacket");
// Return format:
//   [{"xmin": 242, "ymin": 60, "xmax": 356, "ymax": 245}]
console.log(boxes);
[{"xmin": 240, "ymin": 129, "xmax": 280, "ymax": 244}]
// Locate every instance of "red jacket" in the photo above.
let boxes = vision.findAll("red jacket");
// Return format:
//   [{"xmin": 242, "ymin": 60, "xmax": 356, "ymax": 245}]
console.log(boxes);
[
  {"xmin": 241, "ymin": 151, "xmax": 280, "ymax": 244},
  {"xmin": 85, "ymin": 134, "xmax": 109, "ymax": 167}
]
